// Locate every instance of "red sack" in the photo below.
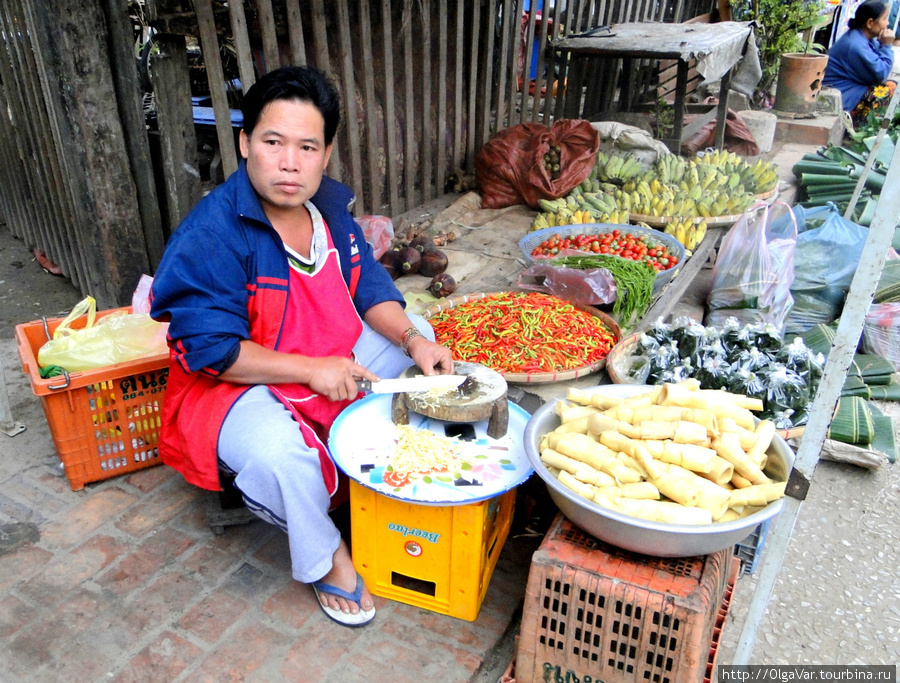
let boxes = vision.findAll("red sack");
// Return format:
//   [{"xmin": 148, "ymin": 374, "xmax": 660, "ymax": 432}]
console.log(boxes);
[{"xmin": 475, "ymin": 119, "xmax": 601, "ymax": 209}]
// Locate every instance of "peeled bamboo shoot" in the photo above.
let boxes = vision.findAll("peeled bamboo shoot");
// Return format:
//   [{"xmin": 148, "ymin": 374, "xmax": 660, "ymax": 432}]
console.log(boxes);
[
  {"xmin": 553, "ymin": 433, "xmax": 642, "ymax": 484},
  {"xmin": 596, "ymin": 482, "xmax": 660, "ymax": 500},
  {"xmin": 719, "ymin": 417, "xmax": 757, "ymax": 450},
  {"xmin": 540, "ymin": 447, "xmax": 618, "ymax": 487},
  {"xmin": 551, "ymin": 416, "xmax": 592, "ymax": 435},
  {"xmin": 729, "ymin": 481, "xmax": 786, "ymax": 508},
  {"xmin": 603, "ymin": 405, "xmax": 719, "ymax": 436},
  {"xmin": 593, "ymin": 491, "xmax": 713, "ymax": 525},
  {"xmin": 558, "ymin": 469, "xmax": 598, "ymax": 499},
  {"xmin": 558, "ymin": 404, "xmax": 601, "ymax": 423},
  {"xmin": 642, "ymin": 439, "xmax": 717, "ymax": 474},
  {"xmin": 661, "ymin": 383, "xmax": 756, "ymax": 430},
  {"xmin": 747, "ymin": 420, "xmax": 777, "ymax": 466},
  {"xmin": 698, "ymin": 454, "xmax": 735, "ymax": 486},
  {"xmin": 698, "ymin": 389, "xmax": 765, "ymax": 412},
  {"xmin": 566, "ymin": 387, "xmax": 627, "ymax": 409},
  {"xmin": 712, "ymin": 432, "xmax": 769, "ymax": 484}
]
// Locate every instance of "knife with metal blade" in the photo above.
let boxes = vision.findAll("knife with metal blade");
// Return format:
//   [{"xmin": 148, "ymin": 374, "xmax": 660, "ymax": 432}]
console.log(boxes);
[{"xmin": 356, "ymin": 375, "xmax": 466, "ymax": 394}]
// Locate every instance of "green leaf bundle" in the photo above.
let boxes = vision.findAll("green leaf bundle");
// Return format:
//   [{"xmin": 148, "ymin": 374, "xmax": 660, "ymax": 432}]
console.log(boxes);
[{"xmin": 827, "ymin": 396, "xmax": 874, "ymax": 445}]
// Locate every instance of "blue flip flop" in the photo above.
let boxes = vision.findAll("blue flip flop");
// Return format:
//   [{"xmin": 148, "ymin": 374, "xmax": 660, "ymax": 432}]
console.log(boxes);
[{"xmin": 311, "ymin": 573, "xmax": 376, "ymax": 627}]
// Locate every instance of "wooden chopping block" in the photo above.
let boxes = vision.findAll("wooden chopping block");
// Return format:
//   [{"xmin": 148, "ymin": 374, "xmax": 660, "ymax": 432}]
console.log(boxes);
[{"xmin": 391, "ymin": 361, "xmax": 509, "ymax": 438}]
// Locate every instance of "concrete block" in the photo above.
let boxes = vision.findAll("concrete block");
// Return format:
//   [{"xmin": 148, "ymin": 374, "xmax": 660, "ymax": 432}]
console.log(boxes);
[
  {"xmin": 727, "ymin": 90, "xmax": 751, "ymax": 111},
  {"xmin": 774, "ymin": 115, "xmax": 841, "ymax": 146},
  {"xmin": 740, "ymin": 110, "xmax": 778, "ymax": 153},
  {"xmin": 817, "ymin": 87, "xmax": 843, "ymax": 115}
]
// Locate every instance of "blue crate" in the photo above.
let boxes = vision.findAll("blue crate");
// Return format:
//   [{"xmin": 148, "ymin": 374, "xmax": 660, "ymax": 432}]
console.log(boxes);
[{"xmin": 734, "ymin": 518, "xmax": 773, "ymax": 577}]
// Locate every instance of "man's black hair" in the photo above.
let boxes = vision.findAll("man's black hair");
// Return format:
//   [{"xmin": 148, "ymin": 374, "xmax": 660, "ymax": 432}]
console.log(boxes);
[
  {"xmin": 240, "ymin": 65, "xmax": 341, "ymax": 145},
  {"xmin": 849, "ymin": 0, "xmax": 888, "ymax": 30}
]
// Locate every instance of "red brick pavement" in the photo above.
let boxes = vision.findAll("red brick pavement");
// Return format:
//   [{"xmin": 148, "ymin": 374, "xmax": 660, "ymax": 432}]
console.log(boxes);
[{"xmin": 0, "ymin": 461, "xmax": 542, "ymax": 683}]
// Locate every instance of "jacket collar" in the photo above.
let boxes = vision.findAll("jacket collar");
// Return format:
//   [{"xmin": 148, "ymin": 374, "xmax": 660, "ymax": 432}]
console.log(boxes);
[{"xmin": 233, "ymin": 161, "xmax": 270, "ymax": 226}]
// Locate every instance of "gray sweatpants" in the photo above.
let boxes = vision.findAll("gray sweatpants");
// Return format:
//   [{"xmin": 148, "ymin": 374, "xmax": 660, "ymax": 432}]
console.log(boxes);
[{"xmin": 217, "ymin": 315, "xmax": 433, "ymax": 583}]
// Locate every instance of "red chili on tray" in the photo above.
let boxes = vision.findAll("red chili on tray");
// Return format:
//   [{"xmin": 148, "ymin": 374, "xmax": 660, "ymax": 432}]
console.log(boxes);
[
  {"xmin": 428, "ymin": 292, "xmax": 618, "ymax": 375},
  {"xmin": 531, "ymin": 230, "xmax": 678, "ymax": 271}
]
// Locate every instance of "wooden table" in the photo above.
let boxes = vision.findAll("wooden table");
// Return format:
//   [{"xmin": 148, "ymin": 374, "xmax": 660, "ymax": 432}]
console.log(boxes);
[{"xmin": 553, "ymin": 22, "xmax": 753, "ymax": 153}]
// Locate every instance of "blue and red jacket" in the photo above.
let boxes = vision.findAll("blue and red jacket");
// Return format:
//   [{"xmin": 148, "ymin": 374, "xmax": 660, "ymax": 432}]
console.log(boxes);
[{"xmin": 149, "ymin": 162, "xmax": 403, "ymax": 490}]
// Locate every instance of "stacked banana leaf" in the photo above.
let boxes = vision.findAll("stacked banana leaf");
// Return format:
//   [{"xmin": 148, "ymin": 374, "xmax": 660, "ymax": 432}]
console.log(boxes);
[
  {"xmin": 794, "ymin": 323, "xmax": 898, "ymax": 462},
  {"xmin": 792, "ymin": 140, "xmax": 893, "ymax": 226}
]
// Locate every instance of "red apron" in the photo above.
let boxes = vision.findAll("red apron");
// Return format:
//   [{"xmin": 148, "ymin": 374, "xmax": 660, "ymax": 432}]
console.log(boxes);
[{"xmin": 267, "ymin": 230, "xmax": 364, "ymax": 496}]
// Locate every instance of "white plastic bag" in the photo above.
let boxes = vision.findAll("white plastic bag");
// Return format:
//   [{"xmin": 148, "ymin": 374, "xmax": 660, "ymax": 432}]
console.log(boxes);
[{"xmin": 706, "ymin": 203, "xmax": 797, "ymax": 335}]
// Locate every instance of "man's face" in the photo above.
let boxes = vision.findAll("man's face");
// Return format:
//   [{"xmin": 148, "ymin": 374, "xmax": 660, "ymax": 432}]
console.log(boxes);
[{"xmin": 239, "ymin": 98, "xmax": 333, "ymax": 217}]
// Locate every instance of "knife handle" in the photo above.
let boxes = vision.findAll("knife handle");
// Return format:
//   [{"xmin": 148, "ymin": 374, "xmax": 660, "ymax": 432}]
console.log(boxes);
[{"xmin": 356, "ymin": 380, "xmax": 372, "ymax": 392}]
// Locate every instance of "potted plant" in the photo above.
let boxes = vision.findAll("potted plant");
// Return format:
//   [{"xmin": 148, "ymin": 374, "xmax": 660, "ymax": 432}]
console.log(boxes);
[{"xmin": 732, "ymin": 0, "xmax": 827, "ymax": 107}]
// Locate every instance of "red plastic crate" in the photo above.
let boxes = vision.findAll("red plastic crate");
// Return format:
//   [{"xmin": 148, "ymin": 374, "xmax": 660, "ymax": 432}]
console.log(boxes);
[
  {"xmin": 515, "ymin": 514, "xmax": 734, "ymax": 683},
  {"xmin": 15, "ymin": 308, "xmax": 169, "ymax": 491},
  {"xmin": 501, "ymin": 554, "xmax": 739, "ymax": 683}
]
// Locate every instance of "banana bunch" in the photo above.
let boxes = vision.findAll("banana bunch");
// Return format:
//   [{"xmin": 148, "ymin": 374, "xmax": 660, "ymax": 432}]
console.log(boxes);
[
  {"xmin": 695, "ymin": 188, "xmax": 755, "ymax": 217},
  {"xmin": 664, "ymin": 217, "xmax": 708, "ymax": 252},
  {"xmin": 748, "ymin": 158, "xmax": 779, "ymax": 193},
  {"xmin": 694, "ymin": 150, "xmax": 779, "ymax": 195},
  {"xmin": 567, "ymin": 208, "xmax": 631, "ymax": 224},
  {"xmin": 651, "ymin": 153, "xmax": 690, "ymax": 186},
  {"xmin": 593, "ymin": 151, "xmax": 645, "ymax": 182},
  {"xmin": 614, "ymin": 183, "xmax": 755, "ymax": 218},
  {"xmin": 530, "ymin": 207, "xmax": 630, "ymax": 231},
  {"xmin": 531, "ymin": 189, "xmax": 629, "ymax": 232}
]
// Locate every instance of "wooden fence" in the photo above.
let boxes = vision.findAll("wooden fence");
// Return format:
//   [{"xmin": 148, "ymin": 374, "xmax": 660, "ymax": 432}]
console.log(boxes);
[{"xmin": 0, "ymin": 0, "xmax": 714, "ymax": 307}]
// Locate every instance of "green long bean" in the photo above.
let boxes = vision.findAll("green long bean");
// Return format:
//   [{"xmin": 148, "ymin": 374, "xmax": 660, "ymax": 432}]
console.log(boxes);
[{"xmin": 550, "ymin": 254, "xmax": 655, "ymax": 326}]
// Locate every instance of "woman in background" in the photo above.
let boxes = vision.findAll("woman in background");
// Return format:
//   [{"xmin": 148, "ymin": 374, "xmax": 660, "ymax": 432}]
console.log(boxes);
[{"xmin": 823, "ymin": 0, "xmax": 896, "ymax": 125}]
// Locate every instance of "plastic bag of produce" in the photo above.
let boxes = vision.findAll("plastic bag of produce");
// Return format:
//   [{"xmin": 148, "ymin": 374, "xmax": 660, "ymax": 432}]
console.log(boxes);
[
  {"xmin": 38, "ymin": 296, "xmax": 169, "ymax": 372},
  {"xmin": 475, "ymin": 119, "xmax": 601, "ymax": 210},
  {"xmin": 517, "ymin": 262, "xmax": 617, "ymax": 306},
  {"xmin": 356, "ymin": 215, "xmax": 394, "ymax": 259},
  {"xmin": 780, "ymin": 203, "xmax": 867, "ymax": 334},
  {"xmin": 863, "ymin": 302, "xmax": 900, "ymax": 370},
  {"xmin": 706, "ymin": 203, "xmax": 797, "ymax": 334},
  {"xmin": 788, "ymin": 203, "xmax": 868, "ymax": 292},
  {"xmin": 589, "ymin": 121, "xmax": 670, "ymax": 167}
]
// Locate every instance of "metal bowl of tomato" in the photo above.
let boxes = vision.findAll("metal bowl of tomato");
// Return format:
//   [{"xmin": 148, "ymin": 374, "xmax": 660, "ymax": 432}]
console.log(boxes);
[{"xmin": 518, "ymin": 223, "xmax": 686, "ymax": 295}]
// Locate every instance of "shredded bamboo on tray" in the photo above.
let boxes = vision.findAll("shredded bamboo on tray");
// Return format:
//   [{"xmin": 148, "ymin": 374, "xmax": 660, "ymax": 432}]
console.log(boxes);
[
  {"xmin": 539, "ymin": 380, "xmax": 788, "ymax": 525},
  {"xmin": 428, "ymin": 292, "xmax": 618, "ymax": 375},
  {"xmin": 392, "ymin": 424, "xmax": 463, "ymax": 474}
]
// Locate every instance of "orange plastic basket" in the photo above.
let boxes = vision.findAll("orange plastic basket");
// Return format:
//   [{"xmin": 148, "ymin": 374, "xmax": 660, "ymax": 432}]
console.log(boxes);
[{"xmin": 15, "ymin": 307, "xmax": 170, "ymax": 491}]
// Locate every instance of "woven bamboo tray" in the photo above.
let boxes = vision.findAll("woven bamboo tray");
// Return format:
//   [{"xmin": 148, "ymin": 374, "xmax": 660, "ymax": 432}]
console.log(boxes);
[{"xmin": 629, "ymin": 212, "xmax": 742, "ymax": 228}]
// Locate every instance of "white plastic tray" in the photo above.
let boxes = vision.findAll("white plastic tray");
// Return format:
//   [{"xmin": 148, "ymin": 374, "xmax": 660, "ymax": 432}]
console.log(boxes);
[{"xmin": 329, "ymin": 394, "xmax": 534, "ymax": 506}]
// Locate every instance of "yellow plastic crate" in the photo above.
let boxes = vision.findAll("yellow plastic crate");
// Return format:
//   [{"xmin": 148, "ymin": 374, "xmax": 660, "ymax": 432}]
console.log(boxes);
[{"xmin": 349, "ymin": 480, "xmax": 516, "ymax": 621}]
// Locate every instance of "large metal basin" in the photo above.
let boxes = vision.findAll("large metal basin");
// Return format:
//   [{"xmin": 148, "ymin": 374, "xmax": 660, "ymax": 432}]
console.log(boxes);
[{"xmin": 523, "ymin": 384, "xmax": 794, "ymax": 557}]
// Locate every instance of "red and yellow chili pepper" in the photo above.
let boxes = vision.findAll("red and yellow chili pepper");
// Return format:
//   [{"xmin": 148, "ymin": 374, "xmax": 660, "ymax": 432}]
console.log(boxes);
[{"xmin": 429, "ymin": 292, "xmax": 618, "ymax": 374}]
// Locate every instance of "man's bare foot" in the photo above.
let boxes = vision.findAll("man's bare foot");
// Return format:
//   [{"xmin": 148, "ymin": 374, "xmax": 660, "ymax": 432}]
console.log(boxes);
[{"xmin": 315, "ymin": 538, "xmax": 374, "ymax": 615}]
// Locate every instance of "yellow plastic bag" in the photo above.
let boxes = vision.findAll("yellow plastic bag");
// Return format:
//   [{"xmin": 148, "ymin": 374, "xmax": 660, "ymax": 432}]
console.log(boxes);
[{"xmin": 37, "ymin": 296, "xmax": 169, "ymax": 372}]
